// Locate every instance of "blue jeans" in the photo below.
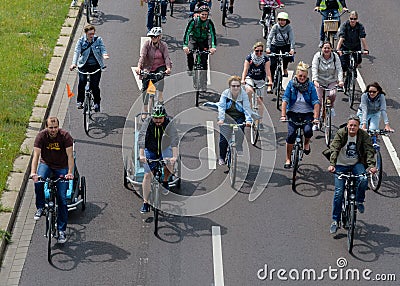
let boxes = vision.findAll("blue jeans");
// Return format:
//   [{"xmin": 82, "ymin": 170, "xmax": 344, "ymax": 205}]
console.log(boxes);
[
  {"xmin": 77, "ymin": 64, "xmax": 102, "ymax": 105},
  {"xmin": 35, "ymin": 163, "xmax": 69, "ymax": 231},
  {"xmin": 147, "ymin": 0, "xmax": 168, "ymax": 31},
  {"xmin": 286, "ymin": 112, "xmax": 314, "ymax": 144},
  {"xmin": 332, "ymin": 163, "xmax": 368, "ymax": 221},
  {"xmin": 219, "ymin": 116, "xmax": 245, "ymax": 160},
  {"xmin": 357, "ymin": 109, "xmax": 381, "ymax": 130},
  {"xmin": 320, "ymin": 9, "xmax": 340, "ymax": 41}
]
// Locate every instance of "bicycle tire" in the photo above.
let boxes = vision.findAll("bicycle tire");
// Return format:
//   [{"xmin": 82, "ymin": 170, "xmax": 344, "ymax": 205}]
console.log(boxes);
[
  {"xmin": 347, "ymin": 203, "xmax": 356, "ymax": 253},
  {"xmin": 170, "ymin": 1, "xmax": 174, "ymax": 16},
  {"xmin": 324, "ymin": 108, "xmax": 332, "ymax": 147},
  {"xmin": 80, "ymin": 176, "xmax": 86, "ymax": 211},
  {"xmin": 229, "ymin": 147, "xmax": 237, "ymax": 188},
  {"xmin": 341, "ymin": 190, "xmax": 348, "ymax": 229},
  {"xmin": 222, "ymin": 0, "xmax": 228, "ymax": 26},
  {"xmin": 250, "ymin": 121, "xmax": 259, "ymax": 146},
  {"xmin": 370, "ymin": 150, "xmax": 383, "ymax": 191},
  {"xmin": 86, "ymin": 0, "xmax": 91, "ymax": 23},
  {"xmin": 83, "ymin": 93, "xmax": 91, "ymax": 135},
  {"xmin": 153, "ymin": 183, "xmax": 160, "ymax": 236},
  {"xmin": 47, "ymin": 211, "xmax": 54, "ymax": 263},
  {"xmin": 348, "ymin": 70, "xmax": 356, "ymax": 108},
  {"xmin": 275, "ymin": 69, "xmax": 282, "ymax": 111},
  {"xmin": 291, "ymin": 145, "xmax": 300, "ymax": 190}
]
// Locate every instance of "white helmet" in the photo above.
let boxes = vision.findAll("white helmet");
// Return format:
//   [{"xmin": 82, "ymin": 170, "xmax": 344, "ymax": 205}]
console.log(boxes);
[{"xmin": 147, "ymin": 27, "xmax": 162, "ymax": 37}]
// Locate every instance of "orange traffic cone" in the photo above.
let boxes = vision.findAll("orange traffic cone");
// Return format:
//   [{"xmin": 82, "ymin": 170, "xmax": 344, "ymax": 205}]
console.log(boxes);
[{"xmin": 66, "ymin": 83, "xmax": 75, "ymax": 98}]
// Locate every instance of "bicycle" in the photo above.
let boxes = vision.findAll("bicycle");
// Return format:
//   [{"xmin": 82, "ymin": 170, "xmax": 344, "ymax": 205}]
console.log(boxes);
[
  {"xmin": 147, "ymin": 158, "xmax": 181, "ymax": 236},
  {"xmin": 31, "ymin": 176, "xmax": 69, "ymax": 263},
  {"xmin": 367, "ymin": 129, "xmax": 394, "ymax": 192},
  {"xmin": 169, "ymin": 0, "xmax": 174, "ymax": 17},
  {"xmin": 283, "ymin": 118, "xmax": 314, "ymax": 191},
  {"xmin": 247, "ymin": 81, "xmax": 269, "ymax": 145},
  {"xmin": 259, "ymin": 4, "xmax": 280, "ymax": 39},
  {"xmin": 317, "ymin": 84, "xmax": 338, "ymax": 147},
  {"xmin": 77, "ymin": 68, "xmax": 102, "ymax": 135},
  {"xmin": 139, "ymin": 70, "xmax": 167, "ymax": 113},
  {"xmin": 268, "ymin": 52, "xmax": 292, "ymax": 110},
  {"xmin": 84, "ymin": 0, "xmax": 92, "ymax": 23},
  {"xmin": 220, "ymin": 0, "xmax": 229, "ymax": 26},
  {"xmin": 316, "ymin": 10, "xmax": 348, "ymax": 48},
  {"xmin": 334, "ymin": 172, "xmax": 368, "ymax": 253},
  {"xmin": 221, "ymin": 123, "xmax": 246, "ymax": 188},
  {"xmin": 341, "ymin": 50, "xmax": 363, "ymax": 109},
  {"xmin": 190, "ymin": 49, "xmax": 210, "ymax": 107}
]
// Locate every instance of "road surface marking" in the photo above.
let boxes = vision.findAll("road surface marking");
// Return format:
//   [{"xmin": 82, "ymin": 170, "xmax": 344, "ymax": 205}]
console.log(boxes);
[
  {"xmin": 207, "ymin": 121, "xmax": 217, "ymax": 169},
  {"xmin": 212, "ymin": 226, "xmax": 225, "ymax": 286}
]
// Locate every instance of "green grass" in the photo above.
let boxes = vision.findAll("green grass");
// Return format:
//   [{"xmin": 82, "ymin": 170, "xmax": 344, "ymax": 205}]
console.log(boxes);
[{"xmin": 0, "ymin": 1, "xmax": 72, "ymax": 201}]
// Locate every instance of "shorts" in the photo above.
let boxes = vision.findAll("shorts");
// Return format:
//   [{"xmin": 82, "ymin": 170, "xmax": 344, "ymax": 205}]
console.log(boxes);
[
  {"xmin": 245, "ymin": 77, "xmax": 266, "ymax": 98},
  {"xmin": 143, "ymin": 147, "xmax": 173, "ymax": 173}
]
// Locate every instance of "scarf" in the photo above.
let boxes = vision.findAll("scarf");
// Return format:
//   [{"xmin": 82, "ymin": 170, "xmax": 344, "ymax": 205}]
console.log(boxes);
[
  {"xmin": 292, "ymin": 77, "xmax": 309, "ymax": 94},
  {"xmin": 251, "ymin": 52, "xmax": 265, "ymax": 66}
]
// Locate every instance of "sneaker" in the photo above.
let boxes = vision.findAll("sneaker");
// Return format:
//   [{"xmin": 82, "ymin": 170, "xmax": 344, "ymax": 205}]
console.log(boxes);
[
  {"xmin": 331, "ymin": 108, "xmax": 336, "ymax": 117},
  {"xmin": 330, "ymin": 221, "xmax": 339, "ymax": 234},
  {"xmin": 34, "ymin": 208, "xmax": 44, "ymax": 220},
  {"xmin": 337, "ymin": 86, "xmax": 344, "ymax": 92},
  {"xmin": 57, "ymin": 231, "xmax": 67, "ymax": 244},
  {"xmin": 258, "ymin": 123, "xmax": 264, "ymax": 131},
  {"xmin": 77, "ymin": 102, "xmax": 84, "ymax": 109},
  {"xmin": 161, "ymin": 16, "xmax": 167, "ymax": 24},
  {"xmin": 161, "ymin": 181, "xmax": 170, "ymax": 195},
  {"xmin": 94, "ymin": 103, "xmax": 100, "ymax": 112},
  {"xmin": 357, "ymin": 203, "xmax": 365, "ymax": 214},
  {"xmin": 140, "ymin": 202, "xmax": 150, "ymax": 213},
  {"xmin": 237, "ymin": 150, "xmax": 244, "ymax": 156},
  {"xmin": 312, "ymin": 125, "xmax": 319, "ymax": 131},
  {"xmin": 259, "ymin": 19, "xmax": 265, "ymax": 25},
  {"xmin": 187, "ymin": 69, "xmax": 194, "ymax": 76},
  {"xmin": 228, "ymin": 6, "xmax": 233, "ymax": 14},
  {"xmin": 218, "ymin": 158, "xmax": 225, "ymax": 166},
  {"xmin": 93, "ymin": 6, "xmax": 98, "ymax": 13},
  {"xmin": 319, "ymin": 40, "xmax": 324, "ymax": 48}
]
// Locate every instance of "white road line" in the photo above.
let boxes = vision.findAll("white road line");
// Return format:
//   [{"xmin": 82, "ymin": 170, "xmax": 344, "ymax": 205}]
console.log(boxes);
[
  {"xmin": 212, "ymin": 226, "xmax": 225, "ymax": 286},
  {"xmin": 207, "ymin": 121, "xmax": 216, "ymax": 169},
  {"xmin": 131, "ymin": 37, "xmax": 151, "ymax": 90},
  {"xmin": 357, "ymin": 69, "xmax": 400, "ymax": 176}
]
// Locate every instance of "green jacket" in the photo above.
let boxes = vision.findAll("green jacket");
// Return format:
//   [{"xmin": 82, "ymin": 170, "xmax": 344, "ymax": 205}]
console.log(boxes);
[
  {"xmin": 326, "ymin": 127, "xmax": 375, "ymax": 168},
  {"xmin": 183, "ymin": 18, "xmax": 217, "ymax": 48}
]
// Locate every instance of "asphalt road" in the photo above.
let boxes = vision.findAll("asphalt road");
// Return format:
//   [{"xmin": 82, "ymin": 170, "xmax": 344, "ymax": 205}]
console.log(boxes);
[{"xmin": 19, "ymin": 0, "xmax": 399, "ymax": 285}]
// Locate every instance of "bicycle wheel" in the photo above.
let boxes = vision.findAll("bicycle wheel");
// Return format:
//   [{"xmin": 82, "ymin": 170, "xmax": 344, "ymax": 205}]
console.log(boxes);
[
  {"xmin": 348, "ymin": 70, "xmax": 356, "ymax": 108},
  {"xmin": 83, "ymin": 93, "xmax": 91, "ymax": 134},
  {"xmin": 170, "ymin": 1, "xmax": 174, "ymax": 16},
  {"xmin": 341, "ymin": 193, "xmax": 348, "ymax": 229},
  {"xmin": 229, "ymin": 147, "xmax": 237, "ymax": 188},
  {"xmin": 153, "ymin": 183, "xmax": 160, "ymax": 236},
  {"xmin": 324, "ymin": 108, "xmax": 332, "ymax": 147},
  {"xmin": 222, "ymin": 0, "xmax": 228, "ymax": 26},
  {"xmin": 347, "ymin": 203, "xmax": 356, "ymax": 253},
  {"xmin": 275, "ymin": 69, "xmax": 282, "ymax": 111},
  {"xmin": 47, "ymin": 211, "xmax": 54, "ymax": 262},
  {"xmin": 85, "ymin": 0, "xmax": 91, "ymax": 23},
  {"xmin": 80, "ymin": 176, "xmax": 86, "ymax": 211},
  {"xmin": 250, "ymin": 121, "xmax": 259, "ymax": 146},
  {"xmin": 291, "ymin": 145, "xmax": 300, "ymax": 190},
  {"xmin": 370, "ymin": 150, "xmax": 383, "ymax": 191}
]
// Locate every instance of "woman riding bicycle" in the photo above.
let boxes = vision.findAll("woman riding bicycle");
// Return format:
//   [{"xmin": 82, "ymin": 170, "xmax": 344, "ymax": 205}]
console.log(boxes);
[
  {"xmin": 241, "ymin": 42, "xmax": 272, "ymax": 120},
  {"xmin": 280, "ymin": 62, "xmax": 320, "ymax": 169},
  {"xmin": 357, "ymin": 82, "xmax": 393, "ymax": 132},
  {"xmin": 311, "ymin": 41, "xmax": 343, "ymax": 119},
  {"xmin": 136, "ymin": 27, "xmax": 172, "ymax": 113},
  {"xmin": 217, "ymin": 76, "xmax": 253, "ymax": 165},
  {"xmin": 266, "ymin": 12, "xmax": 295, "ymax": 82}
]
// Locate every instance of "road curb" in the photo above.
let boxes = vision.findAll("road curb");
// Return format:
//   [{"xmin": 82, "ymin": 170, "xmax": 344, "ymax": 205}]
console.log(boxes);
[{"xmin": 0, "ymin": 2, "xmax": 83, "ymax": 266}]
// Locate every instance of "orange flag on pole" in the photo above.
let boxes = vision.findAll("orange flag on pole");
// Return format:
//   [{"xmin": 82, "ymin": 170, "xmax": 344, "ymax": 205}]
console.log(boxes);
[
  {"xmin": 147, "ymin": 80, "xmax": 156, "ymax": 95},
  {"xmin": 66, "ymin": 83, "xmax": 75, "ymax": 98}
]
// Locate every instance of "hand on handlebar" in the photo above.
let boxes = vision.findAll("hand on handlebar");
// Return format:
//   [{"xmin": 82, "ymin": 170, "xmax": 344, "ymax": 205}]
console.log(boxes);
[
  {"xmin": 209, "ymin": 48, "xmax": 216, "ymax": 55},
  {"xmin": 280, "ymin": 115, "xmax": 287, "ymax": 122},
  {"xmin": 69, "ymin": 64, "xmax": 77, "ymax": 71},
  {"xmin": 139, "ymin": 155, "xmax": 147, "ymax": 163},
  {"xmin": 368, "ymin": 167, "xmax": 377, "ymax": 174},
  {"xmin": 328, "ymin": 165, "xmax": 335, "ymax": 173},
  {"xmin": 217, "ymin": 120, "xmax": 224, "ymax": 126},
  {"xmin": 183, "ymin": 47, "xmax": 190, "ymax": 55},
  {"xmin": 65, "ymin": 173, "xmax": 74, "ymax": 180},
  {"xmin": 103, "ymin": 54, "xmax": 110, "ymax": 60},
  {"xmin": 246, "ymin": 121, "xmax": 252, "ymax": 127}
]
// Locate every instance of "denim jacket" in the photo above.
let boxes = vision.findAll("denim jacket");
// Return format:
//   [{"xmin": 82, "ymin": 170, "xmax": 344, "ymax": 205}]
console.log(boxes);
[
  {"xmin": 218, "ymin": 88, "xmax": 252, "ymax": 123},
  {"xmin": 72, "ymin": 35, "xmax": 108, "ymax": 68},
  {"xmin": 282, "ymin": 80, "xmax": 320, "ymax": 112}
]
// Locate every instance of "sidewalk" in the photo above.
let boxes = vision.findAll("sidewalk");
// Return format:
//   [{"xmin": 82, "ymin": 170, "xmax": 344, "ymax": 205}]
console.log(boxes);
[{"xmin": 0, "ymin": 2, "xmax": 83, "ymax": 283}]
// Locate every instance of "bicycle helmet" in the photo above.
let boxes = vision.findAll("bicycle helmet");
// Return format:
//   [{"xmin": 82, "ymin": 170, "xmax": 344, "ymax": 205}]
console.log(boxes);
[
  {"xmin": 277, "ymin": 12, "xmax": 290, "ymax": 24},
  {"xmin": 147, "ymin": 27, "xmax": 163, "ymax": 37},
  {"xmin": 195, "ymin": 5, "xmax": 210, "ymax": 13},
  {"xmin": 152, "ymin": 103, "xmax": 167, "ymax": 118}
]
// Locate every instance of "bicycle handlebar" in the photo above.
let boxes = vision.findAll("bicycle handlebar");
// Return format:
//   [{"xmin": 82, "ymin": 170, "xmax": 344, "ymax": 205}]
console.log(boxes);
[
  {"xmin": 267, "ymin": 52, "xmax": 293, "ymax": 57},
  {"xmin": 189, "ymin": 49, "xmax": 211, "ymax": 55},
  {"xmin": 281, "ymin": 118, "xmax": 316, "ymax": 125},
  {"xmin": 76, "ymin": 68, "xmax": 104, "ymax": 75},
  {"xmin": 319, "ymin": 84, "xmax": 339, "ymax": 91},
  {"xmin": 333, "ymin": 172, "xmax": 369, "ymax": 179},
  {"xmin": 139, "ymin": 70, "xmax": 168, "ymax": 79},
  {"xmin": 220, "ymin": 123, "xmax": 247, "ymax": 127},
  {"xmin": 367, "ymin": 129, "xmax": 394, "ymax": 136},
  {"xmin": 30, "ymin": 176, "xmax": 70, "ymax": 183},
  {"xmin": 246, "ymin": 81, "xmax": 271, "ymax": 89},
  {"xmin": 340, "ymin": 50, "xmax": 364, "ymax": 55},
  {"xmin": 316, "ymin": 9, "xmax": 349, "ymax": 17}
]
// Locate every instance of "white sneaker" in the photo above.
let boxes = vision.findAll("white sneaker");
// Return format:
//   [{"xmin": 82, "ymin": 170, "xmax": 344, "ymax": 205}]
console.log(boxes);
[
  {"xmin": 312, "ymin": 125, "xmax": 319, "ymax": 131},
  {"xmin": 331, "ymin": 108, "xmax": 336, "ymax": 117},
  {"xmin": 218, "ymin": 159, "xmax": 225, "ymax": 166}
]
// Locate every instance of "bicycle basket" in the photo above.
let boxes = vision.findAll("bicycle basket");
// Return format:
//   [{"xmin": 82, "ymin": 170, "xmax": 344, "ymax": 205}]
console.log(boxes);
[{"xmin": 324, "ymin": 20, "xmax": 339, "ymax": 32}]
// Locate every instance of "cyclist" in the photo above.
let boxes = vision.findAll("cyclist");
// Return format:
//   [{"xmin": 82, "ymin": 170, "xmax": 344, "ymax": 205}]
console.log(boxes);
[
  {"xmin": 241, "ymin": 42, "xmax": 273, "ymax": 121},
  {"xmin": 190, "ymin": 0, "xmax": 212, "ymax": 17},
  {"xmin": 138, "ymin": 104, "xmax": 179, "ymax": 213},
  {"xmin": 314, "ymin": 0, "xmax": 348, "ymax": 48},
  {"xmin": 357, "ymin": 82, "xmax": 393, "ymax": 132},
  {"xmin": 217, "ymin": 76, "xmax": 253, "ymax": 165},
  {"xmin": 70, "ymin": 24, "xmax": 109, "ymax": 112},
  {"xmin": 30, "ymin": 117, "xmax": 74, "ymax": 244},
  {"xmin": 326, "ymin": 115, "xmax": 376, "ymax": 234},
  {"xmin": 336, "ymin": 11, "xmax": 369, "ymax": 74},
  {"xmin": 280, "ymin": 62, "xmax": 320, "ymax": 169},
  {"xmin": 183, "ymin": 5, "xmax": 217, "ymax": 75},
  {"xmin": 144, "ymin": 0, "xmax": 175, "ymax": 32},
  {"xmin": 259, "ymin": 0, "xmax": 285, "ymax": 25},
  {"xmin": 311, "ymin": 41, "xmax": 343, "ymax": 120},
  {"xmin": 266, "ymin": 12, "xmax": 295, "ymax": 82},
  {"xmin": 136, "ymin": 27, "xmax": 172, "ymax": 114}
]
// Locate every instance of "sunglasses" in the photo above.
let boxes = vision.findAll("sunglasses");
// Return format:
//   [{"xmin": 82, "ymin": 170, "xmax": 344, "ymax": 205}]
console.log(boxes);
[
  {"xmin": 231, "ymin": 85, "xmax": 241, "ymax": 88},
  {"xmin": 368, "ymin": 90, "xmax": 378, "ymax": 94},
  {"xmin": 349, "ymin": 18, "xmax": 358, "ymax": 20},
  {"xmin": 254, "ymin": 50, "xmax": 263, "ymax": 53},
  {"xmin": 150, "ymin": 35, "xmax": 159, "ymax": 38}
]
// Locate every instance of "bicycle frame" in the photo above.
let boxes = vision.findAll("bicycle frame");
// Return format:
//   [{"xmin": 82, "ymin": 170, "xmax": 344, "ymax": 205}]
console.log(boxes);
[
  {"xmin": 247, "ymin": 81, "xmax": 268, "ymax": 145},
  {"xmin": 139, "ymin": 70, "xmax": 167, "ymax": 113},
  {"xmin": 342, "ymin": 50, "xmax": 362, "ymax": 108},
  {"xmin": 260, "ymin": 4, "xmax": 280, "ymax": 39},
  {"xmin": 318, "ymin": 84, "xmax": 337, "ymax": 147},
  {"xmin": 268, "ymin": 52, "xmax": 291, "ymax": 110},
  {"xmin": 317, "ymin": 10, "xmax": 348, "ymax": 48},
  {"xmin": 190, "ymin": 49, "xmax": 210, "ymax": 106}
]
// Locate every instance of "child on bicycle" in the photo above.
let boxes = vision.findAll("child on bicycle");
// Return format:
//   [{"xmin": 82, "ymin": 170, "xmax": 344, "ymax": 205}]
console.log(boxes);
[{"xmin": 259, "ymin": 0, "xmax": 284, "ymax": 25}]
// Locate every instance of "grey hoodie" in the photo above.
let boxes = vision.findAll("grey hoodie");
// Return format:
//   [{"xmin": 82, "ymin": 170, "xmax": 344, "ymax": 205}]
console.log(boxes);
[
  {"xmin": 266, "ymin": 23, "xmax": 295, "ymax": 50},
  {"xmin": 311, "ymin": 51, "xmax": 343, "ymax": 85}
]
